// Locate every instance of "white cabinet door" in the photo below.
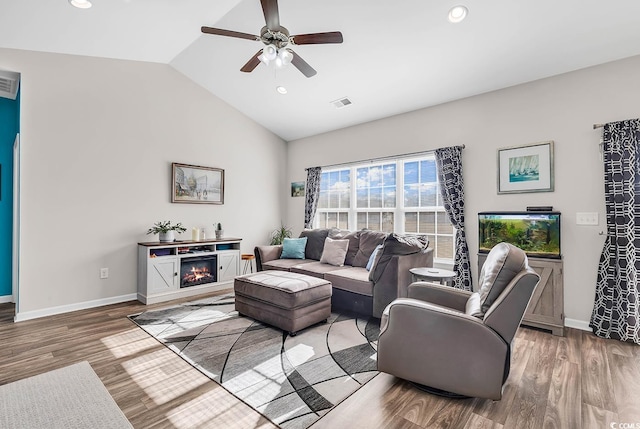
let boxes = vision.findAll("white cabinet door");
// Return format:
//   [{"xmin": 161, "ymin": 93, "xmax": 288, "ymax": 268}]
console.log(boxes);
[
  {"xmin": 148, "ymin": 257, "xmax": 179, "ymax": 293},
  {"xmin": 217, "ymin": 251, "xmax": 239, "ymax": 282}
]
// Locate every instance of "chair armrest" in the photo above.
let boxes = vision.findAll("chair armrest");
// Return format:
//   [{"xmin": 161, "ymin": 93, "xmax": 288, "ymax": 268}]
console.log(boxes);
[
  {"xmin": 254, "ymin": 245, "xmax": 282, "ymax": 271},
  {"xmin": 407, "ymin": 282, "xmax": 471, "ymax": 312}
]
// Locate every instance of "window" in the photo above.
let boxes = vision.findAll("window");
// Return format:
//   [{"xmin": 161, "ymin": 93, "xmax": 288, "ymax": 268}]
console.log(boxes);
[{"xmin": 314, "ymin": 154, "xmax": 455, "ymax": 262}]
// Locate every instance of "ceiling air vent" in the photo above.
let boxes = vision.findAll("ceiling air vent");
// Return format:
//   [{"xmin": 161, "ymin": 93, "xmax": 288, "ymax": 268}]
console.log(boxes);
[
  {"xmin": 331, "ymin": 97, "xmax": 352, "ymax": 109},
  {"xmin": 0, "ymin": 70, "xmax": 20, "ymax": 100}
]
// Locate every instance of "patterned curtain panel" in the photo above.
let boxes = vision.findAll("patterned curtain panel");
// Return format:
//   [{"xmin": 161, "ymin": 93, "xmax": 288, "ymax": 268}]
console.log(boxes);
[
  {"xmin": 434, "ymin": 146, "xmax": 472, "ymax": 291},
  {"xmin": 590, "ymin": 119, "xmax": 640, "ymax": 345},
  {"xmin": 304, "ymin": 167, "xmax": 322, "ymax": 229}
]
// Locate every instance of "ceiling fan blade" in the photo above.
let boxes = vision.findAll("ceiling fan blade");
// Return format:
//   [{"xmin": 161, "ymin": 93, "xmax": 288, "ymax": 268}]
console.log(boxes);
[
  {"xmin": 261, "ymin": 0, "xmax": 280, "ymax": 30},
  {"xmin": 291, "ymin": 32, "xmax": 343, "ymax": 45},
  {"xmin": 240, "ymin": 51, "xmax": 263, "ymax": 73},
  {"xmin": 201, "ymin": 26, "xmax": 259, "ymax": 41},
  {"xmin": 289, "ymin": 50, "xmax": 317, "ymax": 78}
]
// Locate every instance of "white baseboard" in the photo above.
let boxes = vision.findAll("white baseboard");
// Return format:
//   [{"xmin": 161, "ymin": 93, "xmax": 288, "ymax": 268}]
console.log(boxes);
[
  {"xmin": 564, "ymin": 318, "xmax": 592, "ymax": 332},
  {"xmin": 0, "ymin": 295, "xmax": 14, "ymax": 304},
  {"xmin": 14, "ymin": 293, "xmax": 137, "ymax": 323}
]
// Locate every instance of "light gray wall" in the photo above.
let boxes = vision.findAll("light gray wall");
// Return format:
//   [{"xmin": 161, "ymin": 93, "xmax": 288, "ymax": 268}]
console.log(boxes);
[
  {"xmin": 286, "ymin": 54, "xmax": 640, "ymax": 327},
  {"xmin": 0, "ymin": 48, "xmax": 286, "ymax": 317}
]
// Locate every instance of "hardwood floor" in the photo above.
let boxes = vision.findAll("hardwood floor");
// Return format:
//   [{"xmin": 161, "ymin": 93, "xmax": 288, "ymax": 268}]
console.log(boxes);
[{"xmin": 1, "ymin": 293, "xmax": 639, "ymax": 429}]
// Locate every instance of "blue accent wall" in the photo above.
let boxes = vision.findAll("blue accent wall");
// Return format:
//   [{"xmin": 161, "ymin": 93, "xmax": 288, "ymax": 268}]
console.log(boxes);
[{"xmin": 0, "ymin": 92, "xmax": 19, "ymax": 296}]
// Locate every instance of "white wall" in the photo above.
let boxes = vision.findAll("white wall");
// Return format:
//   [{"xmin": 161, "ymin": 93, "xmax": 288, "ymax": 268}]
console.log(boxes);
[
  {"xmin": 286, "ymin": 54, "xmax": 640, "ymax": 327},
  {"xmin": 0, "ymin": 48, "xmax": 286, "ymax": 318}
]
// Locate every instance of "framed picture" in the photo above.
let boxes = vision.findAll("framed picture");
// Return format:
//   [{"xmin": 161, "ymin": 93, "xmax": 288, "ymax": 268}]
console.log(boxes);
[
  {"xmin": 172, "ymin": 162, "xmax": 224, "ymax": 204},
  {"xmin": 291, "ymin": 181, "xmax": 305, "ymax": 197},
  {"xmin": 497, "ymin": 141, "xmax": 554, "ymax": 194}
]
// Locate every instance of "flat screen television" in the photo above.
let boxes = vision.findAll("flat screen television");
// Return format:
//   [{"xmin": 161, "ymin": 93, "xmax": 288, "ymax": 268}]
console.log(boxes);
[{"xmin": 478, "ymin": 211, "xmax": 561, "ymax": 259}]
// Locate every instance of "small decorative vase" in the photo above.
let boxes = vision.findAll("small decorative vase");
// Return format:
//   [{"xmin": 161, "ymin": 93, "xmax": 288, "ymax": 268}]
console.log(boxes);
[
  {"xmin": 159, "ymin": 231, "xmax": 175, "ymax": 242},
  {"xmin": 215, "ymin": 230, "xmax": 224, "ymax": 239}
]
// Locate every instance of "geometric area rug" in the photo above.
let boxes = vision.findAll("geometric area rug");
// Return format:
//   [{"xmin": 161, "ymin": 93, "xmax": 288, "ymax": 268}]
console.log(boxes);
[{"xmin": 129, "ymin": 294, "xmax": 380, "ymax": 429}]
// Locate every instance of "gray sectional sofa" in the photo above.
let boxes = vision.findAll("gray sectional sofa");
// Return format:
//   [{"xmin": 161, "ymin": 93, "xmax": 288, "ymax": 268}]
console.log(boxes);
[{"xmin": 254, "ymin": 228, "xmax": 433, "ymax": 318}]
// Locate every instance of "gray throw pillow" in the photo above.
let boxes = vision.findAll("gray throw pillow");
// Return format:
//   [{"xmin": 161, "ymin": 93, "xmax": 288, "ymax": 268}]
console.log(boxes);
[
  {"xmin": 299, "ymin": 228, "xmax": 330, "ymax": 260},
  {"xmin": 352, "ymin": 230, "xmax": 387, "ymax": 268},
  {"xmin": 319, "ymin": 237, "xmax": 349, "ymax": 266},
  {"xmin": 329, "ymin": 228, "xmax": 361, "ymax": 266}
]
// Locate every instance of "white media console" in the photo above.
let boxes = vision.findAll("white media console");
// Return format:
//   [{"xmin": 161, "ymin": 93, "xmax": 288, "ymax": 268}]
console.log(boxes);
[{"xmin": 137, "ymin": 238, "xmax": 241, "ymax": 304}]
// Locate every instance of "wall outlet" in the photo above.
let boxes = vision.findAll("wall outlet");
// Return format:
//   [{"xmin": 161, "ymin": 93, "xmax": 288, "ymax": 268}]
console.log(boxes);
[
  {"xmin": 100, "ymin": 268, "xmax": 109, "ymax": 279},
  {"xmin": 576, "ymin": 212, "xmax": 599, "ymax": 225}
]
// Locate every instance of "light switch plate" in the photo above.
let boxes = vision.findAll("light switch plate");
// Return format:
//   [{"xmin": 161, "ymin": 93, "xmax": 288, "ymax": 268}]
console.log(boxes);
[{"xmin": 576, "ymin": 212, "xmax": 599, "ymax": 225}]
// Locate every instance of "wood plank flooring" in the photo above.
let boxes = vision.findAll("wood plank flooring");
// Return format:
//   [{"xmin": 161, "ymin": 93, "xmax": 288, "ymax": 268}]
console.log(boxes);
[{"xmin": 1, "ymin": 292, "xmax": 639, "ymax": 429}]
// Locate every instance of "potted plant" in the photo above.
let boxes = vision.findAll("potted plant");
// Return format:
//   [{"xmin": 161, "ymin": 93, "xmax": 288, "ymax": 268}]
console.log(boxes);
[
  {"xmin": 146, "ymin": 221, "xmax": 187, "ymax": 242},
  {"xmin": 215, "ymin": 222, "xmax": 224, "ymax": 239},
  {"xmin": 270, "ymin": 223, "xmax": 292, "ymax": 245}
]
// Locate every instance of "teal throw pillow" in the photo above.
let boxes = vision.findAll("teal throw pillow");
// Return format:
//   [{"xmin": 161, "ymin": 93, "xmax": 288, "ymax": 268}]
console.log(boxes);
[{"xmin": 280, "ymin": 237, "xmax": 308, "ymax": 259}]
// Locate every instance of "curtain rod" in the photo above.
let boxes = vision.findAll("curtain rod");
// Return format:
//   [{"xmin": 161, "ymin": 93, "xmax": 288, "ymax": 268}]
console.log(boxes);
[
  {"xmin": 593, "ymin": 123, "xmax": 604, "ymax": 129},
  {"xmin": 306, "ymin": 145, "xmax": 466, "ymax": 171}
]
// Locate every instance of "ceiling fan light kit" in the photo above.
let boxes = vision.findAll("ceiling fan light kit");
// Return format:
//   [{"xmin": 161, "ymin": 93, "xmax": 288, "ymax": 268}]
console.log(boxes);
[{"xmin": 201, "ymin": 0, "xmax": 343, "ymax": 77}]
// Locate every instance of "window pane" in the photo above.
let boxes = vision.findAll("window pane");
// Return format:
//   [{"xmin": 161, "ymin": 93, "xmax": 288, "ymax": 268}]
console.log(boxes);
[
  {"xmin": 357, "ymin": 168, "xmax": 369, "ymax": 188},
  {"xmin": 436, "ymin": 235, "xmax": 454, "ymax": 259},
  {"xmin": 382, "ymin": 212, "xmax": 394, "ymax": 233},
  {"xmin": 419, "ymin": 212, "xmax": 436, "ymax": 234},
  {"xmin": 404, "ymin": 185, "xmax": 418, "ymax": 207},
  {"xmin": 340, "ymin": 190, "xmax": 350, "ymax": 208},
  {"xmin": 357, "ymin": 188, "xmax": 368, "ymax": 208},
  {"xmin": 318, "ymin": 191, "xmax": 328, "ymax": 209},
  {"xmin": 405, "ymin": 212, "xmax": 418, "ymax": 233},
  {"xmin": 357, "ymin": 212, "xmax": 367, "ymax": 230},
  {"xmin": 368, "ymin": 212, "xmax": 381, "ymax": 229},
  {"xmin": 320, "ymin": 173, "xmax": 329, "ymax": 191},
  {"xmin": 327, "ymin": 212, "xmax": 338, "ymax": 228},
  {"xmin": 369, "ymin": 166, "xmax": 382, "ymax": 186},
  {"xmin": 338, "ymin": 213, "xmax": 349, "ymax": 230},
  {"xmin": 329, "ymin": 171, "xmax": 339, "ymax": 188},
  {"xmin": 404, "ymin": 161, "xmax": 418, "ymax": 184},
  {"xmin": 329, "ymin": 191, "xmax": 339, "ymax": 208},
  {"xmin": 420, "ymin": 159, "xmax": 437, "ymax": 183},
  {"xmin": 370, "ymin": 187, "xmax": 382, "ymax": 208},
  {"xmin": 426, "ymin": 234, "xmax": 435, "ymax": 250},
  {"xmin": 383, "ymin": 164, "xmax": 396, "ymax": 186},
  {"xmin": 437, "ymin": 212, "xmax": 453, "ymax": 234},
  {"xmin": 420, "ymin": 183, "xmax": 437, "ymax": 207},
  {"xmin": 383, "ymin": 186, "xmax": 396, "ymax": 208}
]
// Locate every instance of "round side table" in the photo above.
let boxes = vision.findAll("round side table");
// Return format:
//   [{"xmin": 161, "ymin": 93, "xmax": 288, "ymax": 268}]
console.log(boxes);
[{"xmin": 410, "ymin": 267, "xmax": 456, "ymax": 286}]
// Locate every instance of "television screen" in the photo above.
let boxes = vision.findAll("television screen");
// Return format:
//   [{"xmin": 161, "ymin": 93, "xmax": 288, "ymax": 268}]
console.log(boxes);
[{"xmin": 478, "ymin": 211, "xmax": 561, "ymax": 259}]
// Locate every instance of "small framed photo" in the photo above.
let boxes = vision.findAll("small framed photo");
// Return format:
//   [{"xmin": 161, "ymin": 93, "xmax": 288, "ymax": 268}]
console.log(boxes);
[
  {"xmin": 172, "ymin": 163, "xmax": 224, "ymax": 204},
  {"xmin": 291, "ymin": 181, "xmax": 305, "ymax": 197},
  {"xmin": 497, "ymin": 141, "xmax": 554, "ymax": 194}
]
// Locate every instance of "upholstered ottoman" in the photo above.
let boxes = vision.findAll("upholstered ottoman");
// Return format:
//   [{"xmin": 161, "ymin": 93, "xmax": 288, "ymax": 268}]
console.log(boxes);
[{"xmin": 234, "ymin": 271, "xmax": 332, "ymax": 335}]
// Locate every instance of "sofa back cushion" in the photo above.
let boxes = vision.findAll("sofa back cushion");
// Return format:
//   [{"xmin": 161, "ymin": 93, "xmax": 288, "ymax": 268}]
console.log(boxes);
[
  {"xmin": 352, "ymin": 230, "xmax": 388, "ymax": 268},
  {"xmin": 476, "ymin": 242, "xmax": 527, "ymax": 315},
  {"xmin": 329, "ymin": 228, "xmax": 361, "ymax": 265},
  {"xmin": 299, "ymin": 228, "xmax": 330, "ymax": 260},
  {"xmin": 370, "ymin": 234, "xmax": 429, "ymax": 282},
  {"xmin": 319, "ymin": 237, "xmax": 350, "ymax": 266}
]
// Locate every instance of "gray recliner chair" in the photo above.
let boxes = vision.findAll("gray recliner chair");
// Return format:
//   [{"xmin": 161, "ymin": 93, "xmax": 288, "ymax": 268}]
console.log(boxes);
[{"xmin": 377, "ymin": 242, "xmax": 540, "ymax": 400}]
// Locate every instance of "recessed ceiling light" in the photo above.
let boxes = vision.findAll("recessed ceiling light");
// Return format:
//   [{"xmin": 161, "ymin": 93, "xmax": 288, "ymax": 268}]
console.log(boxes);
[
  {"xmin": 448, "ymin": 5, "xmax": 468, "ymax": 23},
  {"xmin": 276, "ymin": 86, "xmax": 287, "ymax": 95},
  {"xmin": 69, "ymin": 0, "xmax": 92, "ymax": 9}
]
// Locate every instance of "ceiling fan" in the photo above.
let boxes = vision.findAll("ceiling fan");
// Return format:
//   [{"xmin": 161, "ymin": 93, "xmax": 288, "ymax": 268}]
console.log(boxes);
[{"xmin": 201, "ymin": 0, "xmax": 343, "ymax": 78}]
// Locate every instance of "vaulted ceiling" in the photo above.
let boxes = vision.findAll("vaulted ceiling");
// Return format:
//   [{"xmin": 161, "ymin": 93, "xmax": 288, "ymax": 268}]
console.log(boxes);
[{"xmin": 2, "ymin": 0, "xmax": 640, "ymax": 141}]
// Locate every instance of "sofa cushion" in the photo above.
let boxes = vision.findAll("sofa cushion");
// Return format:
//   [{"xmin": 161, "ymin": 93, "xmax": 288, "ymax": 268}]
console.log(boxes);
[
  {"xmin": 352, "ymin": 230, "xmax": 387, "ymax": 268},
  {"xmin": 263, "ymin": 258, "xmax": 316, "ymax": 271},
  {"xmin": 329, "ymin": 228, "xmax": 361, "ymax": 266},
  {"xmin": 477, "ymin": 242, "xmax": 527, "ymax": 315},
  {"xmin": 290, "ymin": 261, "xmax": 350, "ymax": 279},
  {"xmin": 371, "ymin": 234, "xmax": 429, "ymax": 282},
  {"xmin": 325, "ymin": 267, "xmax": 374, "ymax": 296},
  {"xmin": 320, "ymin": 237, "xmax": 349, "ymax": 266},
  {"xmin": 281, "ymin": 237, "xmax": 308, "ymax": 259},
  {"xmin": 299, "ymin": 228, "xmax": 330, "ymax": 260}
]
